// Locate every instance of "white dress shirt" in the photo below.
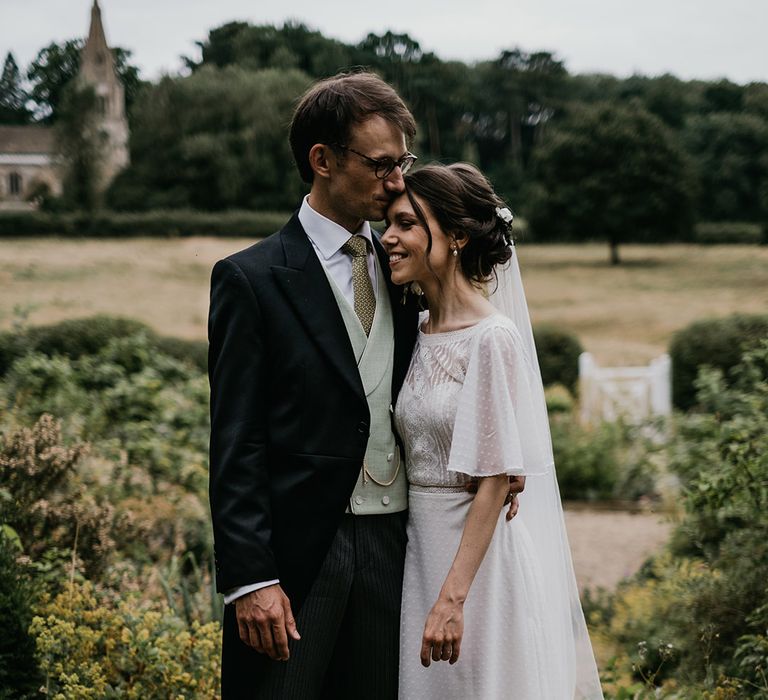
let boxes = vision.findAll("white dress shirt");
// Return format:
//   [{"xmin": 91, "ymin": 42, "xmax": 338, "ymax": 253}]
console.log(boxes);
[{"xmin": 224, "ymin": 197, "xmax": 378, "ymax": 605}]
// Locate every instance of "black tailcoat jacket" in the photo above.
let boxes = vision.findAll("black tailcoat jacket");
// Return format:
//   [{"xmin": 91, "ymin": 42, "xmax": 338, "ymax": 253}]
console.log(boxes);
[{"xmin": 208, "ymin": 213, "xmax": 419, "ymax": 612}]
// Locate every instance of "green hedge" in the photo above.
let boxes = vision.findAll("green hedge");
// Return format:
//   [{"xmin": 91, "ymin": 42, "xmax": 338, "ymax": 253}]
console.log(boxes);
[
  {"xmin": 0, "ymin": 316, "xmax": 207, "ymax": 376},
  {"xmin": 669, "ymin": 313, "xmax": 768, "ymax": 410},
  {"xmin": 694, "ymin": 221, "xmax": 765, "ymax": 244},
  {"xmin": 0, "ymin": 209, "xmax": 292, "ymax": 238},
  {"xmin": 533, "ymin": 324, "xmax": 583, "ymax": 394}
]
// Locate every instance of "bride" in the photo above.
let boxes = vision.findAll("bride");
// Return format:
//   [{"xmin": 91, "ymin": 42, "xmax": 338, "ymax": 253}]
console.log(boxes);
[{"xmin": 381, "ymin": 163, "xmax": 603, "ymax": 699}]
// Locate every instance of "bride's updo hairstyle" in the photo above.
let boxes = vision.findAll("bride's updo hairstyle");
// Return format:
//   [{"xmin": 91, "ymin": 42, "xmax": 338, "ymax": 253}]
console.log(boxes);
[{"xmin": 403, "ymin": 162, "xmax": 513, "ymax": 284}]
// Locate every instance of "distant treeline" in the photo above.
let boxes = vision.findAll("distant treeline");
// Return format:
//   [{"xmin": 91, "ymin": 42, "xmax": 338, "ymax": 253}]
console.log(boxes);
[{"xmin": 2, "ymin": 22, "xmax": 768, "ymax": 236}]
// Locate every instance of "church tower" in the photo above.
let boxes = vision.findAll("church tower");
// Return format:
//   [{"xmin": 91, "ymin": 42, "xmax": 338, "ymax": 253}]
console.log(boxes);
[{"xmin": 78, "ymin": 0, "xmax": 129, "ymax": 189}]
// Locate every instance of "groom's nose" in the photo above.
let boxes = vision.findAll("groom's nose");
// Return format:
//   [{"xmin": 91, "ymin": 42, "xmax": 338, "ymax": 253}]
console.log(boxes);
[{"xmin": 383, "ymin": 166, "xmax": 406, "ymax": 194}]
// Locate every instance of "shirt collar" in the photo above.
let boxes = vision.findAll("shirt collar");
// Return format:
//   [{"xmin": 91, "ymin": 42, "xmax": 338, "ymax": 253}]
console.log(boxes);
[{"xmin": 298, "ymin": 195, "xmax": 374, "ymax": 260}]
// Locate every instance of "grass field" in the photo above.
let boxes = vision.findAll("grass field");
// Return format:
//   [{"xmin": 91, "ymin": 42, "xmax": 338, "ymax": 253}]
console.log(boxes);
[{"xmin": 2, "ymin": 237, "xmax": 766, "ymax": 365}]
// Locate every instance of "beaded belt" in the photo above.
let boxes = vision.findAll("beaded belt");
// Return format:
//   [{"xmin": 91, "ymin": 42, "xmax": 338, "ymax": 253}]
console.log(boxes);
[{"xmin": 409, "ymin": 484, "xmax": 468, "ymax": 494}]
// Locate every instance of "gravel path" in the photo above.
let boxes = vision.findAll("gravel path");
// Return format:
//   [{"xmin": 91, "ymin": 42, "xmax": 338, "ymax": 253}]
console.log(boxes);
[{"xmin": 563, "ymin": 507, "xmax": 673, "ymax": 591}]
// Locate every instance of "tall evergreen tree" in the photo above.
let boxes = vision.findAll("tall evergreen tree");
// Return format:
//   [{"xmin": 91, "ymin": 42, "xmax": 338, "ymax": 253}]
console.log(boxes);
[{"xmin": 0, "ymin": 52, "xmax": 31, "ymax": 124}]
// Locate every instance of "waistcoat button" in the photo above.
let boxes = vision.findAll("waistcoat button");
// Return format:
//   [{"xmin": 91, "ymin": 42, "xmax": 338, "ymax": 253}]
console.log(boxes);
[{"xmin": 382, "ymin": 495, "xmax": 391, "ymax": 506}]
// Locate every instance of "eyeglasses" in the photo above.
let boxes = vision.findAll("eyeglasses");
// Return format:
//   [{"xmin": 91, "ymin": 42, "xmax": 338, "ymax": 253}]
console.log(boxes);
[{"xmin": 333, "ymin": 144, "xmax": 417, "ymax": 179}]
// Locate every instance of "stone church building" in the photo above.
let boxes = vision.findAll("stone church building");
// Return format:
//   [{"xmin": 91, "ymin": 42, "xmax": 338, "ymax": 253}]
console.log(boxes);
[{"xmin": 0, "ymin": 1, "xmax": 129, "ymax": 209}]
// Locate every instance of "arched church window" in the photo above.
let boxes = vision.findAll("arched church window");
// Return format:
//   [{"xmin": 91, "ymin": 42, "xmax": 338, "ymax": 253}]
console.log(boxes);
[
  {"xmin": 9, "ymin": 172, "xmax": 22, "ymax": 196},
  {"xmin": 96, "ymin": 52, "xmax": 105, "ymax": 65},
  {"xmin": 97, "ymin": 95, "xmax": 108, "ymax": 115}
]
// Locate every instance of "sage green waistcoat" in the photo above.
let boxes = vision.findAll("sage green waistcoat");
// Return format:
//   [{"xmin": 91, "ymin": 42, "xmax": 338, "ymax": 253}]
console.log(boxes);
[{"xmin": 321, "ymin": 256, "xmax": 408, "ymax": 514}]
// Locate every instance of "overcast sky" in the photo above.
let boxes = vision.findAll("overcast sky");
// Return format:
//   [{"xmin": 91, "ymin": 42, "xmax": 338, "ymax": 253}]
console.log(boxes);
[{"xmin": 2, "ymin": 0, "xmax": 766, "ymax": 85}]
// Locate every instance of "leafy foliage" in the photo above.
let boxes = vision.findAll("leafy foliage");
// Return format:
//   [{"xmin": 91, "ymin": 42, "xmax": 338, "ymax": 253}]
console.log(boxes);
[
  {"xmin": 0, "ymin": 52, "xmax": 31, "ymax": 124},
  {"xmin": 0, "ymin": 208, "xmax": 291, "ymax": 239},
  {"xmin": 31, "ymin": 581, "xmax": 220, "ymax": 698},
  {"xmin": 0, "ymin": 324, "xmax": 221, "ymax": 696},
  {"xmin": 26, "ymin": 39, "xmax": 142, "ymax": 123},
  {"xmin": 527, "ymin": 102, "xmax": 695, "ymax": 263},
  {"xmin": 668, "ymin": 314, "xmax": 768, "ymax": 410},
  {"xmin": 694, "ymin": 222, "xmax": 765, "ymax": 245},
  {"xmin": 551, "ymin": 415, "xmax": 661, "ymax": 502},
  {"xmin": 602, "ymin": 341, "xmax": 768, "ymax": 694},
  {"xmin": 0, "ymin": 315, "xmax": 206, "ymax": 377},
  {"xmin": 107, "ymin": 66, "xmax": 310, "ymax": 211},
  {"xmin": 683, "ymin": 111, "xmax": 768, "ymax": 223},
  {"xmin": 533, "ymin": 324, "xmax": 583, "ymax": 393},
  {"xmin": 56, "ymin": 84, "xmax": 102, "ymax": 211},
  {"xmin": 0, "ymin": 532, "xmax": 41, "ymax": 698}
]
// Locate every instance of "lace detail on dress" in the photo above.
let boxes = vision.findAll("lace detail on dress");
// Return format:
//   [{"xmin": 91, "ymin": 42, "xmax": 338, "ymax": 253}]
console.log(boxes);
[{"xmin": 395, "ymin": 314, "xmax": 497, "ymax": 488}]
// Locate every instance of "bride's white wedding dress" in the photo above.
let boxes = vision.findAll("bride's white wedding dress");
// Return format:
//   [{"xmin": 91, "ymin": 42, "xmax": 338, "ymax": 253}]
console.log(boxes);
[{"xmin": 395, "ymin": 313, "xmax": 603, "ymax": 699}]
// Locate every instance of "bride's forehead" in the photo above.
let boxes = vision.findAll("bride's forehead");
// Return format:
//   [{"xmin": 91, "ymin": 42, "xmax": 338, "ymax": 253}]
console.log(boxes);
[{"xmin": 388, "ymin": 196, "xmax": 415, "ymax": 217}]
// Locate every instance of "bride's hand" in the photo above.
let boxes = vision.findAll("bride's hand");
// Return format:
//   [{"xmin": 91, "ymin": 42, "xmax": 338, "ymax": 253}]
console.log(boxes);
[{"xmin": 420, "ymin": 598, "xmax": 464, "ymax": 667}]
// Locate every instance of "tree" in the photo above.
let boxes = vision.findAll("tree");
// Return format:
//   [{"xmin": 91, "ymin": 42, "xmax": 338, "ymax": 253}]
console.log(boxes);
[
  {"xmin": 528, "ymin": 101, "xmax": 694, "ymax": 264},
  {"xmin": 27, "ymin": 40, "xmax": 143, "ymax": 122},
  {"xmin": 27, "ymin": 40, "xmax": 82, "ymax": 122},
  {"xmin": 0, "ymin": 52, "xmax": 31, "ymax": 123},
  {"xmin": 56, "ymin": 84, "xmax": 102, "ymax": 211},
  {"xmin": 683, "ymin": 111, "xmax": 768, "ymax": 222},
  {"xmin": 107, "ymin": 66, "xmax": 311, "ymax": 211},
  {"xmin": 188, "ymin": 21, "xmax": 353, "ymax": 78},
  {"xmin": 472, "ymin": 50, "xmax": 567, "ymax": 168}
]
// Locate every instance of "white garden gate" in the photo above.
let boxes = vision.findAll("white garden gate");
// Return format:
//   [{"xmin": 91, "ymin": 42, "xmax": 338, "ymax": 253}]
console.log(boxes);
[{"xmin": 578, "ymin": 353, "xmax": 672, "ymax": 424}]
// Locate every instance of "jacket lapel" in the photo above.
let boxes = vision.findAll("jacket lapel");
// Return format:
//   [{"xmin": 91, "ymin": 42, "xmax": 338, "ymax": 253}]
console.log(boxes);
[{"xmin": 271, "ymin": 214, "xmax": 365, "ymax": 400}]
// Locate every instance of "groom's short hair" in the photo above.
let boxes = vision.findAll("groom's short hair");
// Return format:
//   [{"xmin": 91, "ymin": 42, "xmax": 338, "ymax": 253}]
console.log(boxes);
[{"xmin": 289, "ymin": 71, "xmax": 417, "ymax": 184}]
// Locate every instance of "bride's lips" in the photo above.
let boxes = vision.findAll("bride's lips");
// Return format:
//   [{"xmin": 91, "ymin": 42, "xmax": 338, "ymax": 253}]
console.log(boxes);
[{"xmin": 389, "ymin": 253, "xmax": 408, "ymax": 266}]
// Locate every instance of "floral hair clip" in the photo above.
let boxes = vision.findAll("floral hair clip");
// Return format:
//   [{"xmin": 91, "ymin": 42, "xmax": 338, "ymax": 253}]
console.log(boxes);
[{"xmin": 495, "ymin": 206, "xmax": 514, "ymax": 225}]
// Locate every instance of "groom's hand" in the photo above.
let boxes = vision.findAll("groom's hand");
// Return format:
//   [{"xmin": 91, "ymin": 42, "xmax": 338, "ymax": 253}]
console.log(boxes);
[
  {"xmin": 235, "ymin": 584, "xmax": 301, "ymax": 661},
  {"xmin": 505, "ymin": 475, "xmax": 526, "ymax": 521},
  {"xmin": 465, "ymin": 475, "xmax": 525, "ymax": 521}
]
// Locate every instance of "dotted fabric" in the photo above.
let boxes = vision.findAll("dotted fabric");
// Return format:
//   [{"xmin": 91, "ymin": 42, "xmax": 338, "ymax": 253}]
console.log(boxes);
[
  {"xmin": 394, "ymin": 313, "xmax": 553, "ymax": 488},
  {"xmin": 399, "ymin": 489, "xmax": 559, "ymax": 699},
  {"xmin": 395, "ymin": 312, "xmax": 604, "ymax": 699},
  {"xmin": 341, "ymin": 235, "xmax": 376, "ymax": 336}
]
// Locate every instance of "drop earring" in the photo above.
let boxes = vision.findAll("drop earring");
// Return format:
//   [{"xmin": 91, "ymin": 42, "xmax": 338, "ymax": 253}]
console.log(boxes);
[{"xmin": 451, "ymin": 242, "xmax": 459, "ymax": 257}]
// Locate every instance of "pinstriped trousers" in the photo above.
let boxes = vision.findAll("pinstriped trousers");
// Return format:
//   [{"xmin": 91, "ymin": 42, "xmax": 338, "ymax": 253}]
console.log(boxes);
[{"xmin": 222, "ymin": 512, "xmax": 407, "ymax": 700}]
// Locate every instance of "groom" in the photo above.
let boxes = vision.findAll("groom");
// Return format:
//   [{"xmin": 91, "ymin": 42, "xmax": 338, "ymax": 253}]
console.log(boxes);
[{"xmin": 208, "ymin": 71, "xmax": 521, "ymax": 699}]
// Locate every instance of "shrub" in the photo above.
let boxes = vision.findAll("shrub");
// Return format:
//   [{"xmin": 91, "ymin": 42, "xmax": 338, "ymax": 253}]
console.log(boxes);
[
  {"xmin": 550, "ymin": 411, "xmax": 662, "ymax": 502},
  {"xmin": 694, "ymin": 221, "xmax": 764, "ymax": 245},
  {"xmin": 550, "ymin": 415, "xmax": 622, "ymax": 500},
  {"xmin": 544, "ymin": 383, "xmax": 575, "ymax": 413},
  {"xmin": 0, "ymin": 209, "xmax": 291, "ymax": 238},
  {"xmin": 0, "ymin": 414, "xmax": 119, "ymax": 579},
  {"xmin": 31, "ymin": 580, "xmax": 221, "ymax": 699},
  {"xmin": 2, "ymin": 336, "xmax": 210, "ymax": 491},
  {"xmin": 154, "ymin": 335, "xmax": 208, "ymax": 372},
  {"xmin": 0, "ymin": 316, "xmax": 207, "ymax": 377},
  {"xmin": 534, "ymin": 324, "xmax": 583, "ymax": 393},
  {"xmin": 669, "ymin": 314, "xmax": 768, "ymax": 410},
  {"xmin": 0, "ymin": 531, "xmax": 42, "ymax": 698},
  {"xmin": 604, "ymin": 341, "xmax": 768, "ymax": 692},
  {"xmin": 26, "ymin": 316, "xmax": 150, "ymax": 362}
]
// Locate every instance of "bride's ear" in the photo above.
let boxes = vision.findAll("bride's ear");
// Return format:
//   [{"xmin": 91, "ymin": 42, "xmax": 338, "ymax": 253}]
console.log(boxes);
[{"xmin": 452, "ymin": 232, "xmax": 469, "ymax": 250}]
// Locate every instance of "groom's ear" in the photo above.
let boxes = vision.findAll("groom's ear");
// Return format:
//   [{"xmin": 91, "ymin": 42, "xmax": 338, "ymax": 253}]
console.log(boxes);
[{"xmin": 308, "ymin": 144, "xmax": 334, "ymax": 180}]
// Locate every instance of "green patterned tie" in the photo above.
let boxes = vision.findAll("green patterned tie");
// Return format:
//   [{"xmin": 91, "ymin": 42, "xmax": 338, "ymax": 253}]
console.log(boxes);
[{"xmin": 342, "ymin": 235, "xmax": 376, "ymax": 336}]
